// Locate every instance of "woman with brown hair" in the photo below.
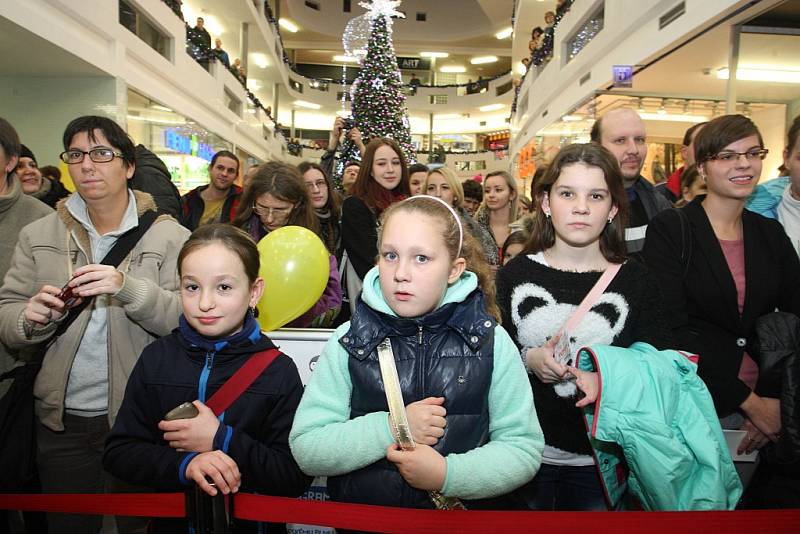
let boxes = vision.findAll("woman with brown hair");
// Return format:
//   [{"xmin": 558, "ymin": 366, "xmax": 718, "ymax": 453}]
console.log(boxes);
[
  {"xmin": 340, "ymin": 138, "xmax": 410, "ymax": 311},
  {"xmin": 496, "ymin": 143, "xmax": 672, "ymax": 510},
  {"xmin": 233, "ymin": 161, "xmax": 341, "ymax": 327},
  {"xmin": 473, "ymin": 170, "xmax": 519, "ymax": 262}
]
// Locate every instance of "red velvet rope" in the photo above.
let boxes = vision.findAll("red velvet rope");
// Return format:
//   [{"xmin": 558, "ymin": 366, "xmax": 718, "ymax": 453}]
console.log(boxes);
[{"xmin": 0, "ymin": 493, "xmax": 798, "ymax": 532}]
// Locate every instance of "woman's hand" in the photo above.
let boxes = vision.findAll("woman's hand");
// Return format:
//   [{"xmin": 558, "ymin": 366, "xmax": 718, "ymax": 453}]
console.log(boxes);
[
  {"xmin": 159, "ymin": 401, "xmax": 220, "ymax": 452},
  {"xmin": 386, "ymin": 444, "xmax": 446, "ymax": 492},
  {"xmin": 741, "ymin": 392, "xmax": 781, "ymax": 441},
  {"xmin": 69, "ymin": 264, "xmax": 124, "ymax": 297},
  {"xmin": 24, "ymin": 285, "xmax": 70, "ymax": 327},
  {"xmin": 185, "ymin": 451, "xmax": 240, "ymax": 496},
  {"xmin": 525, "ymin": 336, "xmax": 568, "ymax": 383},
  {"xmin": 404, "ymin": 397, "xmax": 447, "ymax": 446}
]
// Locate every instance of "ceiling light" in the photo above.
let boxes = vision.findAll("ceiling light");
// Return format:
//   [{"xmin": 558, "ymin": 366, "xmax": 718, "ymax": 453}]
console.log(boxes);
[
  {"xmin": 279, "ymin": 18, "xmax": 299, "ymax": 32},
  {"xmin": 562, "ymin": 114, "xmax": 583, "ymax": 122},
  {"xmin": 150, "ymin": 104, "xmax": 173, "ymax": 113},
  {"xmin": 333, "ymin": 55, "xmax": 360, "ymax": 63},
  {"xmin": 294, "ymin": 100, "xmax": 321, "ymax": 109},
  {"xmin": 252, "ymin": 53, "xmax": 268, "ymax": 69},
  {"xmin": 717, "ymin": 66, "xmax": 800, "ymax": 84},
  {"xmin": 479, "ymin": 103, "xmax": 505, "ymax": 112},
  {"xmin": 435, "ymin": 113, "xmax": 462, "ymax": 119},
  {"xmin": 440, "ymin": 65, "xmax": 466, "ymax": 73},
  {"xmin": 495, "ymin": 27, "xmax": 513, "ymax": 39},
  {"xmin": 420, "ymin": 51, "xmax": 449, "ymax": 58},
  {"xmin": 639, "ymin": 112, "xmax": 709, "ymax": 123},
  {"xmin": 470, "ymin": 56, "xmax": 498, "ymax": 65}
]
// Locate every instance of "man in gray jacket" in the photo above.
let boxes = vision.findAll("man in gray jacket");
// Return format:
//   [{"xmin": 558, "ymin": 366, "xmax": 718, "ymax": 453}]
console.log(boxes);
[{"xmin": 592, "ymin": 108, "xmax": 672, "ymax": 253}]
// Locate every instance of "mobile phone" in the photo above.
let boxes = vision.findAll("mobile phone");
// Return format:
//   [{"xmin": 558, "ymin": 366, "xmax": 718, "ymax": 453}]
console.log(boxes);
[
  {"xmin": 56, "ymin": 282, "xmax": 80, "ymax": 309},
  {"xmin": 165, "ymin": 402, "xmax": 200, "ymax": 421}
]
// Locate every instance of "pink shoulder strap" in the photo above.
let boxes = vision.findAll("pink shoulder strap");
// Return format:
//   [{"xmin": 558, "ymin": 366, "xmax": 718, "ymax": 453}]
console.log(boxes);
[{"xmin": 562, "ymin": 263, "xmax": 622, "ymax": 335}]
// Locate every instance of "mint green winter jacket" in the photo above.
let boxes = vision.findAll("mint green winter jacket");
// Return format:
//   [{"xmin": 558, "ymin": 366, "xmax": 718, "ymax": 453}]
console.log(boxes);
[{"xmin": 577, "ymin": 342, "xmax": 742, "ymax": 510}]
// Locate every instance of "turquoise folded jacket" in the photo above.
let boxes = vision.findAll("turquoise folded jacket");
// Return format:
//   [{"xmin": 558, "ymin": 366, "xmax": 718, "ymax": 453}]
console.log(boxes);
[{"xmin": 577, "ymin": 342, "xmax": 743, "ymax": 510}]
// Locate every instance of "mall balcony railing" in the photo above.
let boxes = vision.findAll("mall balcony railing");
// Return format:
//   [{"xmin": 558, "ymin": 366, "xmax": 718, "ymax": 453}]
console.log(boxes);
[{"xmin": 510, "ymin": 0, "xmax": 753, "ymax": 158}]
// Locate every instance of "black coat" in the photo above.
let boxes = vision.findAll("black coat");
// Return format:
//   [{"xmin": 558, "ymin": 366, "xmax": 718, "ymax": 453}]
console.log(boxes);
[
  {"xmin": 131, "ymin": 145, "xmax": 182, "ymax": 219},
  {"xmin": 104, "ymin": 330, "xmax": 311, "ymax": 532},
  {"xmin": 642, "ymin": 196, "xmax": 800, "ymax": 416}
]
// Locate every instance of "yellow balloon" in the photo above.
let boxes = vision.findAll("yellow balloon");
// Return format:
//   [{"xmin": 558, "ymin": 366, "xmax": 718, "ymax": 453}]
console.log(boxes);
[{"xmin": 256, "ymin": 226, "xmax": 329, "ymax": 331}]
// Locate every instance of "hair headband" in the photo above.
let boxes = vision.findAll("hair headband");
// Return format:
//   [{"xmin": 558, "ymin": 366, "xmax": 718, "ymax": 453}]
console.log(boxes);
[{"xmin": 402, "ymin": 195, "xmax": 463, "ymax": 256}]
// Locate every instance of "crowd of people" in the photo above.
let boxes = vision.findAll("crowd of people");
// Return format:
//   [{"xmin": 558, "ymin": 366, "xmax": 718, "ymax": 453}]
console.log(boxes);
[{"xmin": 0, "ymin": 104, "xmax": 799, "ymax": 533}]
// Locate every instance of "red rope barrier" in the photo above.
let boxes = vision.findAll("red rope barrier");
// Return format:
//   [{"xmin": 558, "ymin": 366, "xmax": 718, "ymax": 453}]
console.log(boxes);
[
  {"xmin": 0, "ymin": 493, "xmax": 798, "ymax": 532},
  {"xmin": 0, "ymin": 493, "xmax": 184, "ymax": 518}
]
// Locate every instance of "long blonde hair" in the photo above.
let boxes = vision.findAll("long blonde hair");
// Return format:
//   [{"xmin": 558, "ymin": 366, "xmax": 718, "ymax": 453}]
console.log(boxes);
[
  {"xmin": 378, "ymin": 196, "xmax": 500, "ymax": 321},
  {"xmin": 423, "ymin": 166, "xmax": 464, "ymax": 207}
]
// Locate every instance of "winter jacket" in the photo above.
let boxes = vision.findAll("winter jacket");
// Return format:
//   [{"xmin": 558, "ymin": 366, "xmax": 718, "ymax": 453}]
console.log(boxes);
[
  {"xmin": 458, "ymin": 206, "xmax": 500, "ymax": 266},
  {"xmin": 0, "ymin": 191, "xmax": 189, "ymax": 430},
  {"xmin": 746, "ymin": 175, "xmax": 789, "ymax": 220},
  {"xmin": 577, "ymin": 342, "xmax": 742, "ymax": 510},
  {"xmin": 104, "ymin": 315, "xmax": 311, "ymax": 533},
  {"xmin": 0, "ymin": 173, "xmax": 52, "ymax": 395},
  {"xmin": 752, "ymin": 312, "xmax": 800, "ymax": 473},
  {"xmin": 290, "ymin": 267, "xmax": 543, "ymax": 508},
  {"xmin": 180, "ymin": 184, "xmax": 242, "ymax": 231},
  {"xmin": 340, "ymin": 195, "xmax": 379, "ymax": 280},
  {"xmin": 130, "ymin": 144, "xmax": 182, "ymax": 218}
]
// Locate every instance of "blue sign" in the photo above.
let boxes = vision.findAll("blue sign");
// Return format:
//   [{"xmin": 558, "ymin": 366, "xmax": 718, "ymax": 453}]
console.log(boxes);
[
  {"xmin": 164, "ymin": 129, "xmax": 215, "ymax": 162},
  {"xmin": 612, "ymin": 65, "xmax": 633, "ymax": 88}
]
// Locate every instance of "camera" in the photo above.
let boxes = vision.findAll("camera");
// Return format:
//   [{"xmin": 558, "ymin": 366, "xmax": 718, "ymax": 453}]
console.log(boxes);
[{"xmin": 341, "ymin": 117, "xmax": 355, "ymax": 131}]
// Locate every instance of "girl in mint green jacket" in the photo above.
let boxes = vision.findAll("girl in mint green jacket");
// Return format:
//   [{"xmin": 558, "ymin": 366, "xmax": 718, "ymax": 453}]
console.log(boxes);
[{"xmin": 290, "ymin": 196, "xmax": 543, "ymax": 508}]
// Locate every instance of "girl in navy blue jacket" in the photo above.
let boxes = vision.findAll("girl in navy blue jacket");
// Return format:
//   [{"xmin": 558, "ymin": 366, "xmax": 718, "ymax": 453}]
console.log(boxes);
[{"xmin": 104, "ymin": 224, "xmax": 311, "ymax": 532}]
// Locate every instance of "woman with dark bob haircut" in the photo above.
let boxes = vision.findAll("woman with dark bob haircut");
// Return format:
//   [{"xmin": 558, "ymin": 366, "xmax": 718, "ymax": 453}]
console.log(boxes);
[
  {"xmin": 643, "ymin": 115, "xmax": 800, "ymax": 504},
  {"xmin": 497, "ymin": 143, "xmax": 672, "ymax": 510}
]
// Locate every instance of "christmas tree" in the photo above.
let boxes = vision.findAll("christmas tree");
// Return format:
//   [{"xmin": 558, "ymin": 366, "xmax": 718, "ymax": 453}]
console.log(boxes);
[{"xmin": 344, "ymin": 0, "xmax": 416, "ymax": 170}]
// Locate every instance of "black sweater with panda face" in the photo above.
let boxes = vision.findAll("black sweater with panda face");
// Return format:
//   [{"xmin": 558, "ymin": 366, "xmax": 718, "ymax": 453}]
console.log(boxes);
[{"xmin": 496, "ymin": 254, "xmax": 673, "ymax": 456}]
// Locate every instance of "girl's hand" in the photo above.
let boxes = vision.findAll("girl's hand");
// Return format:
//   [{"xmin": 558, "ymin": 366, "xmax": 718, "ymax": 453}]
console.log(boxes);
[
  {"xmin": 159, "ymin": 401, "xmax": 220, "ymax": 452},
  {"xmin": 525, "ymin": 336, "xmax": 568, "ymax": 383},
  {"xmin": 185, "ymin": 451, "xmax": 240, "ymax": 496},
  {"xmin": 386, "ymin": 444, "xmax": 446, "ymax": 491},
  {"xmin": 404, "ymin": 397, "xmax": 447, "ymax": 446},
  {"xmin": 69, "ymin": 264, "xmax": 124, "ymax": 297},
  {"xmin": 741, "ymin": 392, "xmax": 781, "ymax": 441},
  {"xmin": 24, "ymin": 285, "xmax": 69, "ymax": 326},
  {"xmin": 738, "ymin": 419, "xmax": 769, "ymax": 455},
  {"xmin": 567, "ymin": 366, "xmax": 598, "ymax": 408}
]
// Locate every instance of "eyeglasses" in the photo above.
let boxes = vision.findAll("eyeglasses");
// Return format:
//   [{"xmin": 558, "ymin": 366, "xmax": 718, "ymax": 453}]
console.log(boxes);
[
  {"xmin": 59, "ymin": 148, "xmax": 123, "ymax": 164},
  {"xmin": 253, "ymin": 203, "xmax": 292, "ymax": 219},
  {"xmin": 304, "ymin": 179, "xmax": 327, "ymax": 191},
  {"xmin": 707, "ymin": 149, "xmax": 769, "ymax": 164}
]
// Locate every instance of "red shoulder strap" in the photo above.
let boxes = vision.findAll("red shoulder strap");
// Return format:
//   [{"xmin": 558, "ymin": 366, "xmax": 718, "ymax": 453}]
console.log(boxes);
[{"xmin": 205, "ymin": 349, "xmax": 281, "ymax": 415}]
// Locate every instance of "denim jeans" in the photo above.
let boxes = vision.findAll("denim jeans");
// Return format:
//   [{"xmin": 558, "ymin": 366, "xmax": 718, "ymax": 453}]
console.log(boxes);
[{"xmin": 516, "ymin": 463, "xmax": 608, "ymax": 511}]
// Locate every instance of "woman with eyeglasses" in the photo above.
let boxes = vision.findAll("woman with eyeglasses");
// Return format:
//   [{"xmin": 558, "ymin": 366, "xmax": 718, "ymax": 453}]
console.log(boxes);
[
  {"xmin": 298, "ymin": 161, "xmax": 342, "ymax": 258},
  {"xmin": 233, "ymin": 161, "xmax": 341, "ymax": 327},
  {"xmin": 643, "ymin": 115, "xmax": 800, "ymax": 496}
]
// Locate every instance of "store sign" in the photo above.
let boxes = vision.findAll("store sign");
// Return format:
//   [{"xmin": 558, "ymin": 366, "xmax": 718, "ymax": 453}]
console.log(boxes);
[
  {"xmin": 397, "ymin": 56, "xmax": 430, "ymax": 70},
  {"xmin": 612, "ymin": 65, "xmax": 633, "ymax": 88},
  {"xmin": 164, "ymin": 129, "xmax": 215, "ymax": 161}
]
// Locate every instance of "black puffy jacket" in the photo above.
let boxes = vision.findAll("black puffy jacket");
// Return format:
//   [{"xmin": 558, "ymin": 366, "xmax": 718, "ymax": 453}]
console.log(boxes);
[
  {"xmin": 327, "ymin": 288, "xmax": 509, "ymax": 509},
  {"xmin": 753, "ymin": 312, "xmax": 800, "ymax": 472},
  {"xmin": 130, "ymin": 144, "xmax": 182, "ymax": 218}
]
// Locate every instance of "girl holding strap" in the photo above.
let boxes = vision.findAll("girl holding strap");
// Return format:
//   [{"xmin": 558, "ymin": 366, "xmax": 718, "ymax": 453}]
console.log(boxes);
[
  {"xmin": 496, "ymin": 143, "xmax": 672, "ymax": 510},
  {"xmin": 290, "ymin": 195, "xmax": 543, "ymax": 510},
  {"xmin": 104, "ymin": 224, "xmax": 311, "ymax": 532}
]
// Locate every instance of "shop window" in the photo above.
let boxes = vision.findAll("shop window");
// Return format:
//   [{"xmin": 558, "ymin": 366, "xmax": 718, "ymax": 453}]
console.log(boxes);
[
  {"xmin": 289, "ymin": 79, "xmax": 304, "ymax": 93},
  {"xmin": 305, "ymin": 1, "xmax": 320, "ymax": 10},
  {"xmin": 309, "ymin": 79, "xmax": 330, "ymax": 92},
  {"xmin": 416, "ymin": 12, "xmax": 426, "ymax": 22},
  {"xmin": 336, "ymin": 91, "xmax": 352, "ymax": 101},
  {"xmin": 119, "ymin": 0, "xmax": 170, "ymax": 60},
  {"xmin": 430, "ymin": 95, "xmax": 448, "ymax": 105},
  {"xmin": 343, "ymin": 0, "xmax": 351, "ymax": 12},
  {"xmin": 565, "ymin": 4, "xmax": 604, "ymax": 63}
]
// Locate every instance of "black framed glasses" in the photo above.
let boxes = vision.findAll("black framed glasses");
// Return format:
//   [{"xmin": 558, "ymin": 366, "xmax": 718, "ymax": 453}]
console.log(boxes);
[
  {"xmin": 707, "ymin": 148, "xmax": 769, "ymax": 163},
  {"xmin": 59, "ymin": 148, "xmax": 123, "ymax": 164}
]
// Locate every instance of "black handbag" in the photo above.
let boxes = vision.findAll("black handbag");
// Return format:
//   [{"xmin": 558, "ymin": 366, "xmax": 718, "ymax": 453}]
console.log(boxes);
[{"xmin": 0, "ymin": 210, "xmax": 158, "ymax": 491}]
